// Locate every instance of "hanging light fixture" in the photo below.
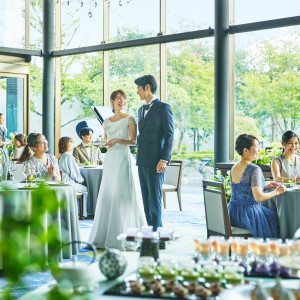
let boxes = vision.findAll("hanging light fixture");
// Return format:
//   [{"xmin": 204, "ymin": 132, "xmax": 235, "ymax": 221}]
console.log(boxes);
[
  {"xmin": 60, "ymin": 0, "xmax": 131, "ymax": 18},
  {"xmin": 104, "ymin": 0, "xmax": 132, "ymax": 7}
]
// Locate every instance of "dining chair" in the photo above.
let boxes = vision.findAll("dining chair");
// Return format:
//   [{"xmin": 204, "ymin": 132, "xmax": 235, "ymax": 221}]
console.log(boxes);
[
  {"xmin": 14, "ymin": 163, "xmax": 25, "ymax": 181},
  {"xmin": 202, "ymin": 180, "xmax": 252, "ymax": 238},
  {"xmin": 76, "ymin": 192, "xmax": 84, "ymax": 220},
  {"xmin": 162, "ymin": 160, "xmax": 183, "ymax": 211}
]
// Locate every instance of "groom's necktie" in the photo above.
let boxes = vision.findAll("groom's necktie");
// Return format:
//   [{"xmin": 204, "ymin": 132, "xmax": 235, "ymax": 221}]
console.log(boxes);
[{"xmin": 143, "ymin": 103, "xmax": 152, "ymax": 118}]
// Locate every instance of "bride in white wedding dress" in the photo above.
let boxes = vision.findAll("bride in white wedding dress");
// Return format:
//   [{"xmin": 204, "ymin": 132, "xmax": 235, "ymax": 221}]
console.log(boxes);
[{"xmin": 87, "ymin": 89, "xmax": 146, "ymax": 250}]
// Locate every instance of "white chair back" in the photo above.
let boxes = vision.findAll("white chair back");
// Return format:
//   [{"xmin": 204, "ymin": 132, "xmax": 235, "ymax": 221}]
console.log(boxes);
[
  {"xmin": 203, "ymin": 180, "xmax": 229, "ymax": 237},
  {"xmin": 163, "ymin": 161, "xmax": 182, "ymax": 186},
  {"xmin": 14, "ymin": 163, "xmax": 25, "ymax": 181}
]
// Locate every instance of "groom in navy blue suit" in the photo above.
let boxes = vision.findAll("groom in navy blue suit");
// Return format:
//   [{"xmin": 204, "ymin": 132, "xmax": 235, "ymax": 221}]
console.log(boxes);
[{"xmin": 135, "ymin": 75, "xmax": 174, "ymax": 235}]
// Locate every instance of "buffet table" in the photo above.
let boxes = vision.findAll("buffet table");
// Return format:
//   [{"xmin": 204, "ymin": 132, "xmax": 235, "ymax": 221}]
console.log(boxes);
[
  {"xmin": 79, "ymin": 166, "xmax": 103, "ymax": 215},
  {"xmin": 0, "ymin": 182, "xmax": 81, "ymax": 269},
  {"xmin": 18, "ymin": 251, "xmax": 300, "ymax": 300},
  {"xmin": 261, "ymin": 187, "xmax": 300, "ymax": 239}
]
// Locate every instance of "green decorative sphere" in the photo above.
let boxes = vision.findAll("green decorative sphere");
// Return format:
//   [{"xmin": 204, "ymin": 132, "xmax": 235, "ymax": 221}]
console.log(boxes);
[{"xmin": 99, "ymin": 249, "xmax": 127, "ymax": 280}]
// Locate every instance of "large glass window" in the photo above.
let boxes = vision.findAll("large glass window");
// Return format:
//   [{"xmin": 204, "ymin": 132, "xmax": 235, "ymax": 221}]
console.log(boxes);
[
  {"xmin": 109, "ymin": 0, "xmax": 159, "ymax": 42},
  {"xmin": 61, "ymin": 0, "xmax": 103, "ymax": 49},
  {"xmin": 29, "ymin": 57, "xmax": 43, "ymax": 133},
  {"xmin": 234, "ymin": 26, "xmax": 300, "ymax": 145},
  {"xmin": 167, "ymin": 38, "xmax": 214, "ymax": 188},
  {"xmin": 0, "ymin": 0, "xmax": 25, "ymax": 48},
  {"xmin": 235, "ymin": 0, "xmax": 300, "ymax": 25},
  {"xmin": 166, "ymin": 0, "xmax": 214, "ymax": 34},
  {"xmin": 0, "ymin": 75, "xmax": 25, "ymax": 134},
  {"xmin": 109, "ymin": 45, "xmax": 160, "ymax": 117},
  {"xmin": 60, "ymin": 52, "xmax": 103, "ymax": 145},
  {"xmin": 30, "ymin": 0, "xmax": 43, "ymax": 49}
]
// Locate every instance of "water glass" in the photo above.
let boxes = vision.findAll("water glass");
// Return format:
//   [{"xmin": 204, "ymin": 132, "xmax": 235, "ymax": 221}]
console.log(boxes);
[
  {"xmin": 22, "ymin": 162, "xmax": 31, "ymax": 184},
  {"xmin": 8, "ymin": 161, "xmax": 17, "ymax": 183},
  {"xmin": 0, "ymin": 163, "xmax": 3, "ymax": 180},
  {"xmin": 293, "ymin": 165, "xmax": 299, "ymax": 186}
]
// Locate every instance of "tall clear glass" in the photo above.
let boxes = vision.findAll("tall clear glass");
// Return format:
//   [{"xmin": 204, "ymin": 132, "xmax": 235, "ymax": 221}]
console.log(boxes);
[{"xmin": 22, "ymin": 162, "xmax": 31, "ymax": 185}]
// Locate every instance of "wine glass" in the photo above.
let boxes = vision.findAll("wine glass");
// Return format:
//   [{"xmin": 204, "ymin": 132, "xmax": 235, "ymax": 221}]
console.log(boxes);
[
  {"xmin": 30, "ymin": 164, "xmax": 37, "ymax": 184},
  {"xmin": 22, "ymin": 162, "xmax": 31, "ymax": 185},
  {"xmin": 8, "ymin": 161, "xmax": 17, "ymax": 183},
  {"xmin": 0, "ymin": 163, "xmax": 3, "ymax": 181},
  {"xmin": 35, "ymin": 162, "xmax": 42, "ymax": 182},
  {"xmin": 292, "ymin": 165, "xmax": 299, "ymax": 186}
]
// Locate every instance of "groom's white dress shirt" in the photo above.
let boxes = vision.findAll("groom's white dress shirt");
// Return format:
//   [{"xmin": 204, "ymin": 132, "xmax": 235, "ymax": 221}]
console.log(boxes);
[{"xmin": 143, "ymin": 97, "xmax": 156, "ymax": 118}]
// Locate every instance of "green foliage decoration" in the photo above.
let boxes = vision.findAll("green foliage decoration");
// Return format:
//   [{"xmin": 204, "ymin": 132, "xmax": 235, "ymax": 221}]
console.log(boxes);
[
  {"xmin": 0, "ymin": 182, "xmax": 62, "ymax": 299},
  {"xmin": 172, "ymin": 151, "xmax": 214, "ymax": 165},
  {"xmin": 253, "ymin": 148, "xmax": 282, "ymax": 166},
  {"xmin": 214, "ymin": 170, "xmax": 232, "ymax": 204}
]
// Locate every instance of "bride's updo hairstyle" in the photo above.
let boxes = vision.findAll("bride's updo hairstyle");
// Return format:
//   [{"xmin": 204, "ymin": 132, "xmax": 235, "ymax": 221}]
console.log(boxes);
[
  {"xmin": 110, "ymin": 89, "xmax": 127, "ymax": 113},
  {"xmin": 19, "ymin": 132, "xmax": 42, "ymax": 163},
  {"xmin": 235, "ymin": 133, "xmax": 259, "ymax": 156}
]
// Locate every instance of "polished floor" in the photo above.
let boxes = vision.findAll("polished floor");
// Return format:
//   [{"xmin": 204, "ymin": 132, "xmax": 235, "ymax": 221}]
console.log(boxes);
[{"xmin": 80, "ymin": 185, "xmax": 207, "ymax": 256}]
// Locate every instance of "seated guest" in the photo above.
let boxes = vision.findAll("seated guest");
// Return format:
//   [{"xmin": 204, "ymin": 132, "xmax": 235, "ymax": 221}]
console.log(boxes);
[
  {"xmin": 271, "ymin": 130, "xmax": 300, "ymax": 183},
  {"xmin": 0, "ymin": 113, "xmax": 7, "ymax": 149},
  {"xmin": 228, "ymin": 134, "xmax": 286, "ymax": 239},
  {"xmin": 12, "ymin": 134, "xmax": 26, "ymax": 160},
  {"xmin": 59, "ymin": 137, "xmax": 88, "ymax": 218},
  {"xmin": 19, "ymin": 133, "xmax": 61, "ymax": 182},
  {"xmin": 73, "ymin": 127, "xmax": 102, "ymax": 165}
]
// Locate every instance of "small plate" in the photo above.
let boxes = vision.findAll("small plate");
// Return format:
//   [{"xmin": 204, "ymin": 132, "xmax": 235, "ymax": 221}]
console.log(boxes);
[
  {"xmin": 83, "ymin": 165, "xmax": 97, "ymax": 168},
  {"xmin": 46, "ymin": 182, "xmax": 71, "ymax": 186},
  {"xmin": 18, "ymin": 185, "xmax": 36, "ymax": 189},
  {"xmin": 220, "ymin": 281, "xmax": 299, "ymax": 300},
  {"xmin": 278, "ymin": 255, "xmax": 300, "ymax": 270},
  {"xmin": 92, "ymin": 141, "xmax": 106, "ymax": 147}
]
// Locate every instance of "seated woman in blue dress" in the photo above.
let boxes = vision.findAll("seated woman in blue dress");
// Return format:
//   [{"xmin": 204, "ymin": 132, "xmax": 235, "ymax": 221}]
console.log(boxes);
[
  {"xmin": 58, "ymin": 136, "xmax": 88, "ymax": 218},
  {"xmin": 228, "ymin": 134, "xmax": 286, "ymax": 239}
]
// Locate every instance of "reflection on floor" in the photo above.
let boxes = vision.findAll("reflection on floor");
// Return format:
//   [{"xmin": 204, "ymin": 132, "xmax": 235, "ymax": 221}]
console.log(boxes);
[{"xmin": 80, "ymin": 185, "xmax": 207, "ymax": 256}]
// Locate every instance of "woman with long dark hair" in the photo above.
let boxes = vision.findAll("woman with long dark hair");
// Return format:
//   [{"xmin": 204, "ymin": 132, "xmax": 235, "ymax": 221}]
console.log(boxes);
[
  {"xmin": 19, "ymin": 133, "xmax": 61, "ymax": 182},
  {"xmin": 59, "ymin": 136, "xmax": 88, "ymax": 217},
  {"xmin": 12, "ymin": 133, "xmax": 26, "ymax": 160},
  {"xmin": 271, "ymin": 130, "xmax": 300, "ymax": 183}
]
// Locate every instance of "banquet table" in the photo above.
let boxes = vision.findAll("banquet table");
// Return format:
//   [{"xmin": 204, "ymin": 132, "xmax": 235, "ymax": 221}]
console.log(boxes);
[
  {"xmin": 79, "ymin": 166, "xmax": 103, "ymax": 215},
  {"xmin": 261, "ymin": 186, "xmax": 300, "ymax": 239},
  {"xmin": 0, "ymin": 182, "xmax": 81, "ymax": 269}
]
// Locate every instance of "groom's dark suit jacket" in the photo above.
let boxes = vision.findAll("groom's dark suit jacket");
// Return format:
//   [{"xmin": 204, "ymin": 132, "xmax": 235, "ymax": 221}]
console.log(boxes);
[{"xmin": 137, "ymin": 99, "xmax": 174, "ymax": 166}]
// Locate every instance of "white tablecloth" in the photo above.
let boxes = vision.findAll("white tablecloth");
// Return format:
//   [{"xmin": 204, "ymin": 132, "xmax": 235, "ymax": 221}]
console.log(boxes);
[
  {"xmin": 79, "ymin": 166, "xmax": 103, "ymax": 215},
  {"xmin": 0, "ymin": 182, "xmax": 81, "ymax": 269}
]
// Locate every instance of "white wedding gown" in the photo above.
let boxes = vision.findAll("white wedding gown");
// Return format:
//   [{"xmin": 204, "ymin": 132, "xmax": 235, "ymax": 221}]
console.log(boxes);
[{"xmin": 87, "ymin": 116, "xmax": 146, "ymax": 250}]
